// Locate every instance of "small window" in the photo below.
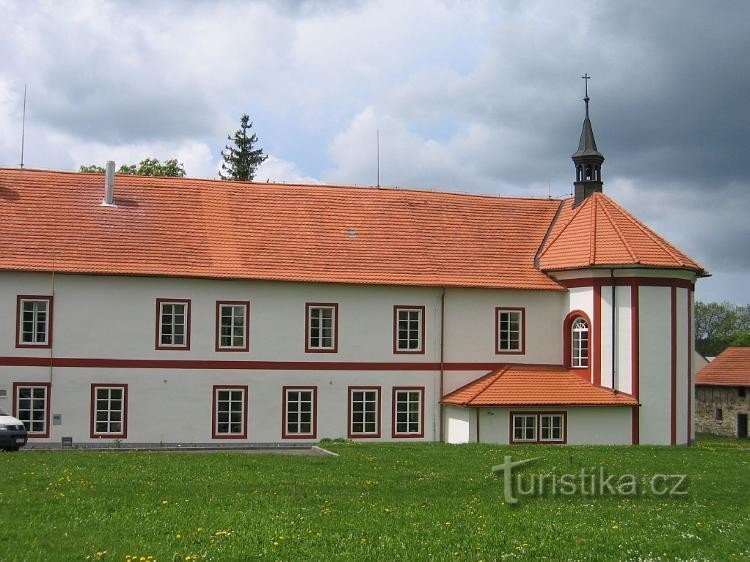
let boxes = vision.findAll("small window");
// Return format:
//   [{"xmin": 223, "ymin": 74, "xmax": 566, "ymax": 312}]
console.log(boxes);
[
  {"xmin": 739, "ymin": 387, "xmax": 747, "ymax": 398},
  {"xmin": 393, "ymin": 387, "xmax": 424, "ymax": 438},
  {"xmin": 305, "ymin": 304, "xmax": 337, "ymax": 352},
  {"xmin": 511, "ymin": 412, "xmax": 566, "ymax": 444},
  {"xmin": 283, "ymin": 387, "xmax": 317, "ymax": 438},
  {"xmin": 512, "ymin": 414, "xmax": 537, "ymax": 442},
  {"xmin": 540, "ymin": 414, "xmax": 565, "ymax": 442},
  {"xmin": 13, "ymin": 383, "xmax": 51, "ymax": 437},
  {"xmin": 348, "ymin": 387, "xmax": 380, "ymax": 438},
  {"xmin": 716, "ymin": 408, "xmax": 723, "ymax": 422},
  {"xmin": 212, "ymin": 386, "xmax": 248, "ymax": 439},
  {"xmin": 216, "ymin": 302, "xmax": 249, "ymax": 351},
  {"xmin": 156, "ymin": 299, "xmax": 191, "ymax": 350},
  {"xmin": 394, "ymin": 306, "xmax": 424, "ymax": 353},
  {"xmin": 16, "ymin": 296, "xmax": 53, "ymax": 348},
  {"xmin": 571, "ymin": 317, "xmax": 589, "ymax": 368},
  {"xmin": 496, "ymin": 307, "xmax": 525, "ymax": 354},
  {"xmin": 91, "ymin": 384, "xmax": 127, "ymax": 438}
]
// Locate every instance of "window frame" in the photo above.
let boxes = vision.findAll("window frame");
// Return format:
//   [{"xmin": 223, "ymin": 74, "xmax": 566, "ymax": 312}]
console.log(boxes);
[
  {"xmin": 15, "ymin": 295, "xmax": 53, "ymax": 349},
  {"xmin": 282, "ymin": 386, "xmax": 317, "ymax": 439},
  {"xmin": 495, "ymin": 307, "xmax": 526, "ymax": 355},
  {"xmin": 392, "ymin": 386, "xmax": 425, "ymax": 438},
  {"xmin": 155, "ymin": 298, "xmax": 191, "ymax": 350},
  {"xmin": 393, "ymin": 305, "xmax": 426, "ymax": 354},
  {"xmin": 347, "ymin": 386, "xmax": 381, "ymax": 438},
  {"xmin": 90, "ymin": 384, "xmax": 128, "ymax": 439},
  {"xmin": 215, "ymin": 301, "xmax": 250, "ymax": 352},
  {"xmin": 12, "ymin": 382, "xmax": 51, "ymax": 438},
  {"xmin": 563, "ymin": 310, "xmax": 592, "ymax": 373},
  {"xmin": 305, "ymin": 303, "xmax": 338, "ymax": 353},
  {"xmin": 510, "ymin": 411, "xmax": 567, "ymax": 444},
  {"xmin": 211, "ymin": 385, "xmax": 248, "ymax": 439}
]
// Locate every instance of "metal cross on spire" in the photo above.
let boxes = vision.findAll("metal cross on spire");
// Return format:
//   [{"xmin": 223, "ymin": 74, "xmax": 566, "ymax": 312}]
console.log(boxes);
[{"xmin": 581, "ymin": 73, "xmax": 591, "ymax": 117}]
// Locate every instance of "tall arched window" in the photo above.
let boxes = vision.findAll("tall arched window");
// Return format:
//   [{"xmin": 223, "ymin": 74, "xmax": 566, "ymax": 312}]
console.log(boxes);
[{"xmin": 571, "ymin": 317, "xmax": 589, "ymax": 368}]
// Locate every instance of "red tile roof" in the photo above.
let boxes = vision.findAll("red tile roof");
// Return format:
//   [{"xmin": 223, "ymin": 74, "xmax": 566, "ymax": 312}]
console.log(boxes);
[
  {"xmin": 0, "ymin": 168, "xmax": 563, "ymax": 290},
  {"xmin": 441, "ymin": 364, "xmax": 638, "ymax": 406},
  {"xmin": 538, "ymin": 193, "xmax": 707, "ymax": 275},
  {"xmin": 696, "ymin": 347, "xmax": 750, "ymax": 386}
]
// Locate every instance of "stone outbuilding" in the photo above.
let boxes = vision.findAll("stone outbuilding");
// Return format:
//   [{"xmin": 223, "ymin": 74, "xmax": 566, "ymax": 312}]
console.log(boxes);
[{"xmin": 695, "ymin": 347, "xmax": 750, "ymax": 438}]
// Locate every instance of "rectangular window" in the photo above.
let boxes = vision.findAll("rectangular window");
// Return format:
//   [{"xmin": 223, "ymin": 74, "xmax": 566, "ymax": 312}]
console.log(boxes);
[
  {"xmin": 392, "ymin": 387, "xmax": 424, "ymax": 438},
  {"xmin": 511, "ymin": 412, "xmax": 566, "ymax": 444},
  {"xmin": 716, "ymin": 408, "xmax": 723, "ymax": 421},
  {"xmin": 16, "ymin": 296, "xmax": 53, "ymax": 348},
  {"xmin": 283, "ymin": 387, "xmax": 317, "ymax": 438},
  {"xmin": 496, "ymin": 307, "xmax": 525, "ymax": 354},
  {"xmin": 90, "ymin": 384, "xmax": 127, "ymax": 438},
  {"xmin": 305, "ymin": 303, "xmax": 338, "ymax": 352},
  {"xmin": 212, "ymin": 385, "xmax": 248, "ymax": 439},
  {"xmin": 394, "ymin": 306, "xmax": 425, "ymax": 353},
  {"xmin": 156, "ymin": 299, "xmax": 191, "ymax": 350},
  {"xmin": 539, "ymin": 414, "xmax": 565, "ymax": 442},
  {"xmin": 348, "ymin": 387, "xmax": 380, "ymax": 438},
  {"xmin": 13, "ymin": 383, "xmax": 51, "ymax": 437},
  {"xmin": 216, "ymin": 301, "xmax": 249, "ymax": 351},
  {"xmin": 739, "ymin": 387, "xmax": 747, "ymax": 398}
]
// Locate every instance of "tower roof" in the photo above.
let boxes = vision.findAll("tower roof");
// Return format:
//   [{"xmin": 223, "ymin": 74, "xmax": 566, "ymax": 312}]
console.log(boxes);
[
  {"xmin": 572, "ymin": 97, "xmax": 604, "ymax": 160},
  {"xmin": 538, "ymin": 192, "xmax": 708, "ymax": 274}
]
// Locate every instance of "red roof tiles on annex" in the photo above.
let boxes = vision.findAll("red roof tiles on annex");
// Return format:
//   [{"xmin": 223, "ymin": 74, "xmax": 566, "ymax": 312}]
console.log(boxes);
[{"xmin": 696, "ymin": 347, "xmax": 750, "ymax": 387}]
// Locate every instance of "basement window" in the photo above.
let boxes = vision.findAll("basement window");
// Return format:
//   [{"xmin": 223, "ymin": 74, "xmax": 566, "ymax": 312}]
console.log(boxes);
[
  {"xmin": 511, "ymin": 412, "xmax": 567, "ymax": 444},
  {"xmin": 715, "ymin": 408, "xmax": 723, "ymax": 422}
]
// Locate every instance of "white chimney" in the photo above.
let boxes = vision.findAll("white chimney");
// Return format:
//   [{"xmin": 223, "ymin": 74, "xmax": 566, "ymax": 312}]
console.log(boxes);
[{"xmin": 103, "ymin": 160, "xmax": 115, "ymax": 206}]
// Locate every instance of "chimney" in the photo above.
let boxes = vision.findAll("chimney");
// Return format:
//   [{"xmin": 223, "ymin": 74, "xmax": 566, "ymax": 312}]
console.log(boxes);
[{"xmin": 103, "ymin": 160, "xmax": 115, "ymax": 206}]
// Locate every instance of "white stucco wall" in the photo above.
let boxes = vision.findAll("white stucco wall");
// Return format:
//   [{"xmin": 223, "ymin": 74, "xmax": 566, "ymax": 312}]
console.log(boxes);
[
  {"xmin": 638, "ymin": 286, "xmax": 672, "ymax": 445},
  {"xmin": 443, "ymin": 405, "xmax": 476, "ymax": 444},
  {"xmin": 471, "ymin": 406, "xmax": 631, "ymax": 445}
]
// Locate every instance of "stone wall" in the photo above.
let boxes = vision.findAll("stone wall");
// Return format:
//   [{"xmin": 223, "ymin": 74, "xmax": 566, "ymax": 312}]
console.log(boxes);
[{"xmin": 695, "ymin": 386, "xmax": 749, "ymax": 437}]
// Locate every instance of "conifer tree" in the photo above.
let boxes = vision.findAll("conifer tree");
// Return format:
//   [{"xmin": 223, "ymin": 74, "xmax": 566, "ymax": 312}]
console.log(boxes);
[{"xmin": 220, "ymin": 114, "xmax": 267, "ymax": 181}]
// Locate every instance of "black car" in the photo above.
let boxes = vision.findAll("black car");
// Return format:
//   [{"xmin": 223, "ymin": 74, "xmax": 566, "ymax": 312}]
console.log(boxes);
[{"xmin": 0, "ymin": 407, "xmax": 28, "ymax": 451}]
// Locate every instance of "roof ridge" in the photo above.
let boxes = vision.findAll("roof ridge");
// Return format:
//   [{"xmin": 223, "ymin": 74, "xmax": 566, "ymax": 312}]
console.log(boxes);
[
  {"xmin": 589, "ymin": 195, "xmax": 597, "ymax": 264},
  {"xmin": 534, "ymin": 198, "xmax": 566, "ymax": 270},
  {"xmin": 596, "ymin": 194, "xmax": 638, "ymax": 262},
  {"xmin": 537, "ymin": 197, "xmax": 591, "ymax": 261},
  {"xmin": 600, "ymin": 195, "xmax": 687, "ymax": 267}
]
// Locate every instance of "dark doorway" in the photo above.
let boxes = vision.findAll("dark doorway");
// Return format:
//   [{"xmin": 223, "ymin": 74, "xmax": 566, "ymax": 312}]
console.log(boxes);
[{"xmin": 738, "ymin": 414, "xmax": 748, "ymax": 439}]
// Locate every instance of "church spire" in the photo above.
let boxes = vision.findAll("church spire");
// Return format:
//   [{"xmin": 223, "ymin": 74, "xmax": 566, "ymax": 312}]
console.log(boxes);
[{"xmin": 572, "ymin": 74, "xmax": 605, "ymax": 206}]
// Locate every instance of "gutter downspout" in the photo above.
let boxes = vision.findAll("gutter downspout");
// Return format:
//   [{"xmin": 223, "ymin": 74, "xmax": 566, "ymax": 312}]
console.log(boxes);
[
  {"xmin": 610, "ymin": 269, "xmax": 617, "ymax": 391},
  {"xmin": 439, "ymin": 287, "xmax": 446, "ymax": 442}
]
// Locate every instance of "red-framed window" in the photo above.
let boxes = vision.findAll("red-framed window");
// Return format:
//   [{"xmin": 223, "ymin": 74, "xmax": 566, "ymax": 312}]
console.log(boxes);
[
  {"xmin": 495, "ymin": 307, "xmax": 525, "ymax": 354},
  {"xmin": 12, "ymin": 382, "xmax": 51, "ymax": 438},
  {"xmin": 510, "ymin": 412, "xmax": 567, "ymax": 444},
  {"xmin": 156, "ymin": 298, "xmax": 191, "ymax": 350},
  {"xmin": 305, "ymin": 303, "xmax": 338, "ymax": 353},
  {"xmin": 563, "ymin": 310, "xmax": 591, "ymax": 373},
  {"xmin": 392, "ymin": 387, "xmax": 424, "ymax": 438},
  {"xmin": 212, "ymin": 385, "xmax": 248, "ymax": 439},
  {"xmin": 348, "ymin": 386, "xmax": 381, "ymax": 438},
  {"xmin": 393, "ymin": 306, "xmax": 425, "ymax": 354},
  {"xmin": 90, "ymin": 384, "xmax": 128, "ymax": 438},
  {"xmin": 282, "ymin": 386, "xmax": 317, "ymax": 439},
  {"xmin": 16, "ymin": 295, "xmax": 53, "ymax": 348},
  {"xmin": 215, "ymin": 301, "xmax": 250, "ymax": 352}
]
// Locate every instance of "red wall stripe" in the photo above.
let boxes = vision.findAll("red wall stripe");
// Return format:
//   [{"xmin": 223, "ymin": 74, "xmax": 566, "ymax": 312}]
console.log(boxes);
[
  {"xmin": 593, "ymin": 283, "xmax": 602, "ymax": 386},
  {"xmin": 630, "ymin": 284, "xmax": 640, "ymax": 445},
  {"xmin": 670, "ymin": 286, "xmax": 677, "ymax": 446}
]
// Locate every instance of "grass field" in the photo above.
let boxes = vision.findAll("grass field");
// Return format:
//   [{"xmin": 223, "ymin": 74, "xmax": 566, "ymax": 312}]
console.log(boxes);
[{"xmin": 0, "ymin": 438, "xmax": 748, "ymax": 561}]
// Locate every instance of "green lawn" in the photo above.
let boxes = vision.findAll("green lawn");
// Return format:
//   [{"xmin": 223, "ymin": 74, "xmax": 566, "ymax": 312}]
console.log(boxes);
[{"xmin": 0, "ymin": 440, "xmax": 748, "ymax": 561}]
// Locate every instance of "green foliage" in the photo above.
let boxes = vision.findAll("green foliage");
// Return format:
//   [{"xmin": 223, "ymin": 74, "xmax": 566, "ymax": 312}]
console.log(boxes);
[
  {"xmin": 79, "ymin": 158, "xmax": 186, "ymax": 177},
  {"xmin": 220, "ymin": 114, "xmax": 267, "ymax": 181},
  {"xmin": 730, "ymin": 331, "xmax": 750, "ymax": 347},
  {"xmin": 695, "ymin": 301, "xmax": 750, "ymax": 356},
  {"xmin": 0, "ymin": 442, "xmax": 748, "ymax": 560}
]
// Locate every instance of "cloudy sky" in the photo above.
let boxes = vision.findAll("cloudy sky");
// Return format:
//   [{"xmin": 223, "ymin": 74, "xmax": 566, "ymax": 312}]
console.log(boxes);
[{"xmin": 1, "ymin": 0, "xmax": 748, "ymax": 303}]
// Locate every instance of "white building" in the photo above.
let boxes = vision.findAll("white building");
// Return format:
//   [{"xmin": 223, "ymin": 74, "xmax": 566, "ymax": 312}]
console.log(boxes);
[{"xmin": 0, "ymin": 100, "xmax": 707, "ymax": 446}]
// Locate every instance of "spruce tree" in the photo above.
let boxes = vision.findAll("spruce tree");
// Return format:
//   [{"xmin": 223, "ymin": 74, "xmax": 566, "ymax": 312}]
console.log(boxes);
[{"xmin": 220, "ymin": 114, "xmax": 267, "ymax": 181}]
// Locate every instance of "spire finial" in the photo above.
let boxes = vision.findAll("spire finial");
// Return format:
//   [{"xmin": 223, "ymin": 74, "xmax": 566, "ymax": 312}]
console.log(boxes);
[{"xmin": 581, "ymin": 73, "xmax": 591, "ymax": 117}]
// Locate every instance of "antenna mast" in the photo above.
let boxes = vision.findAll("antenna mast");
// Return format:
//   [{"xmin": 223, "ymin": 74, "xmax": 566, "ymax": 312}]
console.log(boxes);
[
  {"xmin": 376, "ymin": 129, "xmax": 380, "ymax": 187},
  {"xmin": 20, "ymin": 84, "xmax": 27, "ymax": 168}
]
